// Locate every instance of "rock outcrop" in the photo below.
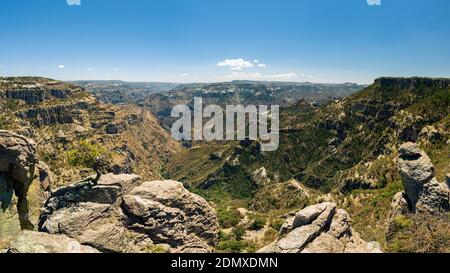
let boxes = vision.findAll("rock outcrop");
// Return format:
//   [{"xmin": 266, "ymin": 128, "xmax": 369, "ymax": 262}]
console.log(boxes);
[
  {"xmin": 0, "ymin": 130, "xmax": 51, "ymax": 229},
  {"xmin": 393, "ymin": 142, "xmax": 449, "ymax": 215},
  {"xmin": 258, "ymin": 202, "xmax": 381, "ymax": 253},
  {"xmin": 7, "ymin": 231, "xmax": 99, "ymax": 253},
  {"xmin": 122, "ymin": 180, "xmax": 219, "ymax": 252},
  {"xmin": 38, "ymin": 175, "xmax": 219, "ymax": 253}
]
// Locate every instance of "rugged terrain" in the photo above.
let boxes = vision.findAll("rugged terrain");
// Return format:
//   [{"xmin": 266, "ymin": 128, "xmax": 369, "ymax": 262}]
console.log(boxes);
[
  {"xmin": 95, "ymin": 80, "xmax": 365, "ymax": 129},
  {"xmin": 164, "ymin": 77, "xmax": 450, "ymax": 251},
  {"xmin": 1, "ymin": 76, "xmax": 449, "ymax": 253},
  {"xmin": 72, "ymin": 81, "xmax": 179, "ymax": 105},
  {"xmin": 0, "ymin": 77, "xmax": 180, "ymax": 248}
]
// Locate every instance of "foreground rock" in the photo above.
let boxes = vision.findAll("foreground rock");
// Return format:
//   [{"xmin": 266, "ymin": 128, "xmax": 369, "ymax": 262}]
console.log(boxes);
[
  {"xmin": 258, "ymin": 202, "xmax": 382, "ymax": 253},
  {"xmin": 38, "ymin": 175, "xmax": 219, "ymax": 253},
  {"xmin": 0, "ymin": 130, "xmax": 51, "ymax": 230},
  {"xmin": 8, "ymin": 231, "xmax": 99, "ymax": 253},
  {"xmin": 393, "ymin": 142, "xmax": 449, "ymax": 215}
]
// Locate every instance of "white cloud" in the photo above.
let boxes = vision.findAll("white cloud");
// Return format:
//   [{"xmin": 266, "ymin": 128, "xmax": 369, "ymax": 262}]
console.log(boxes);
[
  {"xmin": 220, "ymin": 72, "xmax": 301, "ymax": 82},
  {"xmin": 66, "ymin": 0, "xmax": 81, "ymax": 6},
  {"xmin": 258, "ymin": 64, "xmax": 267, "ymax": 68},
  {"xmin": 253, "ymin": 60, "xmax": 259, "ymax": 63},
  {"xmin": 87, "ymin": 68, "xmax": 95, "ymax": 71},
  {"xmin": 367, "ymin": 0, "xmax": 381, "ymax": 6},
  {"xmin": 217, "ymin": 59, "xmax": 254, "ymax": 70},
  {"xmin": 181, "ymin": 73, "xmax": 189, "ymax": 77},
  {"xmin": 308, "ymin": 75, "xmax": 313, "ymax": 78},
  {"xmin": 113, "ymin": 68, "xmax": 120, "ymax": 71},
  {"xmin": 58, "ymin": 65, "xmax": 65, "ymax": 69}
]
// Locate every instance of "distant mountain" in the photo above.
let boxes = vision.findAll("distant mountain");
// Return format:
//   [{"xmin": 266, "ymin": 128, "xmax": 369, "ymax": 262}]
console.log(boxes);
[
  {"xmin": 71, "ymin": 80, "xmax": 180, "ymax": 105},
  {"xmin": 140, "ymin": 81, "xmax": 365, "ymax": 128}
]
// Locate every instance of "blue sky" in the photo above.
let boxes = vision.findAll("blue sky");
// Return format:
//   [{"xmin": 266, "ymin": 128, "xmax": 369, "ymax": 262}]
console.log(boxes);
[{"xmin": 0, "ymin": 0, "xmax": 449, "ymax": 84}]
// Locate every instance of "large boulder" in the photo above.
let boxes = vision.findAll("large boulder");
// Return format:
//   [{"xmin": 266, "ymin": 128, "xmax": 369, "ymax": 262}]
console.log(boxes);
[
  {"xmin": 396, "ymin": 142, "xmax": 449, "ymax": 214},
  {"xmin": 122, "ymin": 180, "xmax": 220, "ymax": 252},
  {"xmin": 8, "ymin": 231, "xmax": 99, "ymax": 253},
  {"xmin": 0, "ymin": 131, "xmax": 44, "ymax": 230},
  {"xmin": 38, "ymin": 175, "xmax": 219, "ymax": 253},
  {"xmin": 258, "ymin": 202, "xmax": 381, "ymax": 253}
]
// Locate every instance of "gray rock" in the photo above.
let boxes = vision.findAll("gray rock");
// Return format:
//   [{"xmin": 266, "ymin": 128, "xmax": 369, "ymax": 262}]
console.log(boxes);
[
  {"xmin": 38, "ymin": 176, "xmax": 219, "ymax": 253},
  {"xmin": 301, "ymin": 233, "xmax": 345, "ymax": 253},
  {"xmin": 37, "ymin": 161, "xmax": 53, "ymax": 193},
  {"xmin": 398, "ymin": 143, "xmax": 435, "ymax": 204},
  {"xmin": 122, "ymin": 180, "xmax": 219, "ymax": 250},
  {"xmin": 388, "ymin": 192, "xmax": 410, "ymax": 221},
  {"xmin": 0, "ymin": 130, "xmax": 40, "ymax": 229},
  {"xmin": 77, "ymin": 224, "xmax": 154, "ymax": 253},
  {"xmin": 38, "ymin": 175, "xmax": 156, "ymax": 253},
  {"xmin": 343, "ymin": 233, "xmax": 382, "ymax": 253},
  {"xmin": 41, "ymin": 202, "xmax": 112, "ymax": 236},
  {"xmin": 97, "ymin": 173, "xmax": 141, "ymax": 192},
  {"xmin": 8, "ymin": 231, "xmax": 99, "ymax": 253},
  {"xmin": 397, "ymin": 142, "xmax": 449, "ymax": 213},
  {"xmin": 278, "ymin": 225, "xmax": 322, "ymax": 253},
  {"xmin": 280, "ymin": 203, "xmax": 336, "ymax": 235},
  {"xmin": 258, "ymin": 202, "xmax": 381, "ymax": 253},
  {"xmin": 328, "ymin": 209, "xmax": 352, "ymax": 239},
  {"xmin": 416, "ymin": 178, "xmax": 450, "ymax": 214}
]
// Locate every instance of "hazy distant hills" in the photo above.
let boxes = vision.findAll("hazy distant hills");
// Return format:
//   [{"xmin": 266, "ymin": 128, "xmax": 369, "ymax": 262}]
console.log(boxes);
[
  {"xmin": 71, "ymin": 81, "xmax": 180, "ymax": 105},
  {"xmin": 80, "ymin": 80, "xmax": 360, "ymax": 129},
  {"xmin": 78, "ymin": 80, "xmax": 365, "ymax": 108}
]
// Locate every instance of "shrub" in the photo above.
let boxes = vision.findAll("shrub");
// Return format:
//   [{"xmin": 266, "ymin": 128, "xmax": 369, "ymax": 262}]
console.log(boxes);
[
  {"xmin": 269, "ymin": 219, "xmax": 284, "ymax": 232},
  {"xmin": 249, "ymin": 217, "xmax": 266, "ymax": 231},
  {"xmin": 217, "ymin": 207, "xmax": 242, "ymax": 228},
  {"xmin": 232, "ymin": 226, "xmax": 246, "ymax": 241}
]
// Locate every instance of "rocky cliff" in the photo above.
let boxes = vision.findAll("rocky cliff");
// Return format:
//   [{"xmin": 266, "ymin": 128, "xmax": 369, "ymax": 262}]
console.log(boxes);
[
  {"xmin": 258, "ymin": 202, "xmax": 381, "ymax": 253},
  {"xmin": 388, "ymin": 143, "xmax": 449, "ymax": 230},
  {"xmin": 0, "ymin": 77, "xmax": 181, "ymax": 185},
  {"xmin": 35, "ymin": 174, "xmax": 220, "ymax": 253}
]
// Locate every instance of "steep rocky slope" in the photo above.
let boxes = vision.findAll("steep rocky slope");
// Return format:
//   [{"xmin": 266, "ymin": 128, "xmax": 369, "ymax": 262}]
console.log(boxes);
[
  {"xmin": 164, "ymin": 77, "xmax": 449, "ymax": 248},
  {"xmin": 0, "ymin": 77, "xmax": 181, "ymax": 248},
  {"xmin": 257, "ymin": 202, "xmax": 381, "ymax": 253},
  {"xmin": 0, "ymin": 77, "xmax": 180, "ymax": 185}
]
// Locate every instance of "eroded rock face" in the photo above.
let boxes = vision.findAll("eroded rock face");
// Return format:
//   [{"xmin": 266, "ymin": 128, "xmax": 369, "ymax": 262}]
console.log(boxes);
[
  {"xmin": 38, "ymin": 175, "xmax": 219, "ymax": 253},
  {"xmin": 396, "ymin": 142, "xmax": 449, "ymax": 214},
  {"xmin": 258, "ymin": 203, "xmax": 381, "ymax": 253},
  {"xmin": 122, "ymin": 180, "xmax": 219, "ymax": 252},
  {"xmin": 7, "ymin": 231, "xmax": 99, "ymax": 253},
  {"xmin": 0, "ymin": 130, "xmax": 51, "ymax": 229}
]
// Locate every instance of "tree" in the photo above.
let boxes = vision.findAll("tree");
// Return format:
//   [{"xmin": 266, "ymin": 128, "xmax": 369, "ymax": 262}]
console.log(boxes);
[{"xmin": 67, "ymin": 141, "xmax": 109, "ymax": 184}]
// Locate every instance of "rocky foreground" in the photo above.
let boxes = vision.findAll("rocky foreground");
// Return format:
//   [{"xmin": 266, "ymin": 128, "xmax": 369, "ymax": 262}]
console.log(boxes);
[
  {"xmin": 388, "ymin": 142, "xmax": 450, "ymax": 232},
  {"xmin": 1, "ymin": 130, "xmax": 385, "ymax": 253},
  {"xmin": 10, "ymin": 174, "xmax": 219, "ymax": 253},
  {"xmin": 258, "ymin": 202, "xmax": 381, "ymax": 253}
]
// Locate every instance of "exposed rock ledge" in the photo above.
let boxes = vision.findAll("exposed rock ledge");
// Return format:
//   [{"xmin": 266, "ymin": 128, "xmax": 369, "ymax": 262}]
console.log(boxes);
[
  {"xmin": 29, "ymin": 174, "xmax": 219, "ymax": 253},
  {"xmin": 390, "ymin": 142, "xmax": 449, "ymax": 217},
  {"xmin": 388, "ymin": 143, "xmax": 449, "ymax": 233},
  {"xmin": 7, "ymin": 231, "xmax": 99, "ymax": 253},
  {"xmin": 257, "ymin": 202, "xmax": 382, "ymax": 253}
]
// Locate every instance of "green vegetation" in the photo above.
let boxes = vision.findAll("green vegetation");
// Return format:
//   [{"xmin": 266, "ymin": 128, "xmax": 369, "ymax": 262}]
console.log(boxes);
[
  {"xmin": 387, "ymin": 213, "xmax": 450, "ymax": 253},
  {"xmin": 249, "ymin": 217, "xmax": 266, "ymax": 231},
  {"xmin": 217, "ymin": 207, "xmax": 242, "ymax": 228}
]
